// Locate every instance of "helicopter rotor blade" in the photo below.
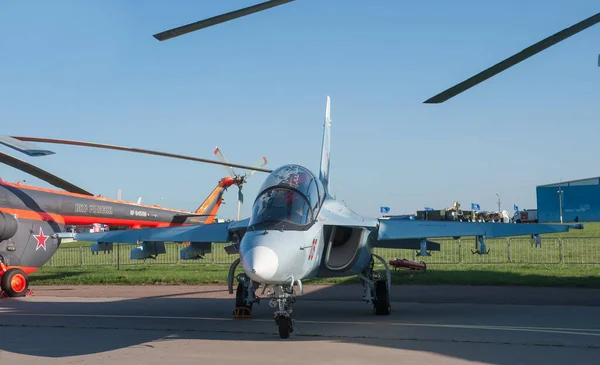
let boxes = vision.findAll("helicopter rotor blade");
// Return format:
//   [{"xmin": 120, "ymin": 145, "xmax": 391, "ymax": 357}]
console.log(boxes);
[
  {"xmin": 424, "ymin": 11, "xmax": 600, "ymax": 104},
  {"xmin": 0, "ymin": 151, "xmax": 94, "ymax": 196},
  {"xmin": 153, "ymin": 0, "xmax": 294, "ymax": 41},
  {"xmin": 0, "ymin": 135, "xmax": 56, "ymax": 157},
  {"xmin": 213, "ymin": 146, "xmax": 238, "ymax": 177},
  {"xmin": 11, "ymin": 137, "xmax": 272, "ymax": 174},
  {"xmin": 247, "ymin": 157, "xmax": 268, "ymax": 177}
]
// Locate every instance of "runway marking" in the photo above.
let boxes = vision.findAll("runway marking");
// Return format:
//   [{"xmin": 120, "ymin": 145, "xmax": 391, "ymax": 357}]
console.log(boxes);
[{"xmin": 3, "ymin": 312, "xmax": 600, "ymax": 337}]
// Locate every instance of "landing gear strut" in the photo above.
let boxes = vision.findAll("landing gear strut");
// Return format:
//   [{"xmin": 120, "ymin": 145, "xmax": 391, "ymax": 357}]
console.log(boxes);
[
  {"xmin": 360, "ymin": 254, "xmax": 391, "ymax": 315},
  {"xmin": 232, "ymin": 273, "xmax": 259, "ymax": 318},
  {"xmin": 231, "ymin": 273, "xmax": 298, "ymax": 338},
  {"xmin": 269, "ymin": 284, "xmax": 296, "ymax": 339}
]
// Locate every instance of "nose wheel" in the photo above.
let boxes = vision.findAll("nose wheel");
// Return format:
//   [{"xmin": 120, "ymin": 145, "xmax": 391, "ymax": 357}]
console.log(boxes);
[
  {"xmin": 275, "ymin": 314, "xmax": 293, "ymax": 339},
  {"xmin": 269, "ymin": 284, "xmax": 296, "ymax": 339}
]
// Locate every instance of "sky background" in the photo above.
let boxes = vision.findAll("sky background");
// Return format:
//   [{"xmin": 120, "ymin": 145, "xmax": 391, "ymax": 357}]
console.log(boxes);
[{"xmin": 1, "ymin": 0, "xmax": 599, "ymax": 220}]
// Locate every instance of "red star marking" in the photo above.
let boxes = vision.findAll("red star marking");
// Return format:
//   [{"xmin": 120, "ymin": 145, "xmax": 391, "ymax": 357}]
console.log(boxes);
[{"xmin": 33, "ymin": 227, "xmax": 49, "ymax": 251}]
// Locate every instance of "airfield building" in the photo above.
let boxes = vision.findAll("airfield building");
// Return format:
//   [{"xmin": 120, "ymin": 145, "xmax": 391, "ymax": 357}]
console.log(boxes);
[{"xmin": 536, "ymin": 177, "xmax": 600, "ymax": 223}]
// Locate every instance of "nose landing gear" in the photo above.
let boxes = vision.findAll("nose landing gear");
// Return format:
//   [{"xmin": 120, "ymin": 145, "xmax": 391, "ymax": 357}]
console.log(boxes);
[
  {"xmin": 269, "ymin": 284, "xmax": 296, "ymax": 339},
  {"xmin": 275, "ymin": 312, "xmax": 294, "ymax": 339}
]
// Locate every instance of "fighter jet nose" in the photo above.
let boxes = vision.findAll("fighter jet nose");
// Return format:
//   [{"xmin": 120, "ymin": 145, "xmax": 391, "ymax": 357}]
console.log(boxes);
[{"xmin": 242, "ymin": 246, "xmax": 279, "ymax": 282}]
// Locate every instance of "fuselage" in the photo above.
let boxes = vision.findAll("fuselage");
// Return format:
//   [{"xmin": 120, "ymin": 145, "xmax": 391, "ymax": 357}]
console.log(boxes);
[
  {"xmin": 0, "ymin": 178, "xmax": 233, "ymax": 228},
  {"xmin": 0, "ymin": 176, "xmax": 234, "ymax": 275},
  {"xmin": 238, "ymin": 164, "xmax": 378, "ymax": 285}
]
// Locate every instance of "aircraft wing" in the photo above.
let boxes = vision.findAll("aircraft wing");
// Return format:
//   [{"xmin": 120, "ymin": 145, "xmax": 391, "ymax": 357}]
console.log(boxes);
[
  {"xmin": 74, "ymin": 221, "xmax": 237, "ymax": 244},
  {"xmin": 376, "ymin": 219, "xmax": 583, "ymax": 244},
  {"xmin": 227, "ymin": 218, "xmax": 251, "ymax": 231}
]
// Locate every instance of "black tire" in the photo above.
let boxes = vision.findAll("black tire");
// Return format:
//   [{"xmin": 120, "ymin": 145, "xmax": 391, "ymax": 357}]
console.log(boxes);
[
  {"xmin": 373, "ymin": 280, "xmax": 391, "ymax": 315},
  {"xmin": 235, "ymin": 282, "xmax": 253, "ymax": 311},
  {"xmin": 277, "ymin": 315, "xmax": 291, "ymax": 339},
  {"xmin": 1, "ymin": 268, "xmax": 28, "ymax": 297}
]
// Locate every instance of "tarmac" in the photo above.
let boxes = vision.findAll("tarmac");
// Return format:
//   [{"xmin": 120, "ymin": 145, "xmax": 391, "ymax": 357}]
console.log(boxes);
[{"xmin": 1, "ymin": 284, "xmax": 600, "ymax": 365}]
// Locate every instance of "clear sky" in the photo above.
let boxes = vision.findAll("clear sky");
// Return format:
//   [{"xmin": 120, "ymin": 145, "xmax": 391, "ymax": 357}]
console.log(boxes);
[{"xmin": 1, "ymin": 0, "xmax": 599, "ymax": 220}]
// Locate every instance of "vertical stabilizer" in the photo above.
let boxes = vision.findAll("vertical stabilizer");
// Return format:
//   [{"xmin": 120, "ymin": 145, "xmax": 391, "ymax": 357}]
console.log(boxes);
[{"xmin": 319, "ymin": 95, "xmax": 332, "ymax": 193}]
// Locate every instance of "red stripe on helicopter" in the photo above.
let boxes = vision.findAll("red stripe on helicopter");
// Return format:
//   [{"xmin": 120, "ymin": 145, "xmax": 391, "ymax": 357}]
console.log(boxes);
[
  {"xmin": 0, "ymin": 265, "xmax": 39, "ymax": 275},
  {"xmin": 0, "ymin": 208, "xmax": 186, "ymax": 228}
]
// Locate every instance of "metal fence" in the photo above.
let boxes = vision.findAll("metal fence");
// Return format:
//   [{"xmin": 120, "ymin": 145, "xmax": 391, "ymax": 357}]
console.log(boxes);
[{"xmin": 44, "ymin": 236, "xmax": 600, "ymax": 268}]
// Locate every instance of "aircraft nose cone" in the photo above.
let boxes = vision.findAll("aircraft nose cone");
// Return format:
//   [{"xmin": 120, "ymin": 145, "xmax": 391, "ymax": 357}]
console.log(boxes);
[{"xmin": 242, "ymin": 246, "xmax": 279, "ymax": 282}]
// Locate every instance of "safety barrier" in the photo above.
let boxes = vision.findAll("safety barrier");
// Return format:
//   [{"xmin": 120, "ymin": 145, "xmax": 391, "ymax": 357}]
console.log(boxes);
[{"xmin": 43, "ymin": 236, "xmax": 600, "ymax": 268}]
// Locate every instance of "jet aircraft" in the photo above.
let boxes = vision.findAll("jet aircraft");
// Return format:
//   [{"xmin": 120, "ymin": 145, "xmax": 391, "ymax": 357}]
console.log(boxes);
[
  {"xmin": 0, "ymin": 136, "xmax": 267, "ymax": 297},
  {"xmin": 70, "ymin": 96, "xmax": 583, "ymax": 339}
]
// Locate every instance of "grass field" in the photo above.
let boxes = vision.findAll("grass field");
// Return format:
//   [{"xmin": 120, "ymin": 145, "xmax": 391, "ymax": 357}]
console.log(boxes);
[
  {"xmin": 29, "ymin": 262, "xmax": 600, "ymax": 288},
  {"xmin": 28, "ymin": 222, "xmax": 600, "ymax": 288},
  {"xmin": 57, "ymin": 220, "xmax": 600, "ymax": 251}
]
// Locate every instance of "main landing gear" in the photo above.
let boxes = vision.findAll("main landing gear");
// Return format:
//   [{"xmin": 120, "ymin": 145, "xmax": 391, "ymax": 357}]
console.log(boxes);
[
  {"xmin": 0, "ymin": 265, "xmax": 33, "ymax": 298},
  {"xmin": 360, "ymin": 254, "xmax": 392, "ymax": 315},
  {"xmin": 232, "ymin": 273, "xmax": 260, "ymax": 318}
]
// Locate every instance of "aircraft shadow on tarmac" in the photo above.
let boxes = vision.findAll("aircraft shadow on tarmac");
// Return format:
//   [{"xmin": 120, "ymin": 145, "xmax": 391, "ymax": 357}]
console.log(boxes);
[{"xmin": 2, "ymin": 281, "xmax": 600, "ymax": 363}]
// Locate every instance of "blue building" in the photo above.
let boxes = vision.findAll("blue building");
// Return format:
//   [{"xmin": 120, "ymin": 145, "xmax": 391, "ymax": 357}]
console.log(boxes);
[{"xmin": 537, "ymin": 177, "xmax": 600, "ymax": 223}]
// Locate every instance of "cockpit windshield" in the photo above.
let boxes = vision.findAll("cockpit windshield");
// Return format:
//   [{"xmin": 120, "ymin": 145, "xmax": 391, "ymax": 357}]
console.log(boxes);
[{"xmin": 249, "ymin": 165, "xmax": 322, "ymax": 229}]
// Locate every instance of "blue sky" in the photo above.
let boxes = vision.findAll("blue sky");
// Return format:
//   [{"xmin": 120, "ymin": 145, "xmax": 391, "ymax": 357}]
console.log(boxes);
[{"xmin": 1, "ymin": 0, "xmax": 599, "ymax": 220}]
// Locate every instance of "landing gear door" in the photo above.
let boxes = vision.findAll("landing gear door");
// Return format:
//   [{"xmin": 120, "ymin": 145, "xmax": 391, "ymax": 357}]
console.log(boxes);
[{"xmin": 18, "ymin": 220, "xmax": 61, "ymax": 268}]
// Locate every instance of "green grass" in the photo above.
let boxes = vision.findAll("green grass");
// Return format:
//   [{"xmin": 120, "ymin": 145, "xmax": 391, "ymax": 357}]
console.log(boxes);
[
  {"xmin": 535, "ymin": 221, "xmax": 600, "ymax": 237},
  {"xmin": 34, "ymin": 222, "xmax": 600, "ymax": 288},
  {"xmin": 29, "ymin": 262, "xmax": 600, "ymax": 288},
  {"xmin": 56, "ymin": 221, "xmax": 600, "ymax": 250}
]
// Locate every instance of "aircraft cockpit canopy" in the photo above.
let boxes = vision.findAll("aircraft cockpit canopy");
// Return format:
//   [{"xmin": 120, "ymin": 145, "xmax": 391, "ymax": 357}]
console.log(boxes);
[{"xmin": 249, "ymin": 165, "xmax": 323, "ymax": 229}]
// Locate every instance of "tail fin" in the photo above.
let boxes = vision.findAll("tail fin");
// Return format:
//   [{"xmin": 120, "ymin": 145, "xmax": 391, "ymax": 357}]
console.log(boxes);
[
  {"xmin": 192, "ymin": 177, "xmax": 235, "ymax": 224},
  {"xmin": 319, "ymin": 95, "xmax": 332, "ymax": 193}
]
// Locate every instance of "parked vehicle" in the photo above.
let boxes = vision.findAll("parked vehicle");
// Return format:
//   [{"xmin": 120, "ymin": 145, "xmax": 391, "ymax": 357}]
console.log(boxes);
[{"xmin": 513, "ymin": 209, "xmax": 538, "ymax": 223}]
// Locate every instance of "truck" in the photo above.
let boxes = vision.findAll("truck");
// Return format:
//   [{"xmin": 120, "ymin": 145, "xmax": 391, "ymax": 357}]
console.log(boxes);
[{"xmin": 512, "ymin": 209, "xmax": 538, "ymax": 223}]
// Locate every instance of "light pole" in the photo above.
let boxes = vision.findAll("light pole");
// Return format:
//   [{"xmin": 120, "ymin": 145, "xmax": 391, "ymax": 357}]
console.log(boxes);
[
  {"xmin": 557, "ymin": 186, "xmax": 563, "ymax": 223},
  {"xmin": 496, "ymin": 193, "xmax": 501, "ymax": 212}
]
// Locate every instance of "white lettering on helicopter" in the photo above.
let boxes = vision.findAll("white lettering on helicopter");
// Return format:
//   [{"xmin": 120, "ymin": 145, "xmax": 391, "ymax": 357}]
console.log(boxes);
[
  {"xmin": 74, "ymin": 203, "xmax": 113, "ymax": 215},
  {"xmin": 75, "ymin": 204, "xmax": 87, "ymax": 213},
  {"xmin": 129, "ymin": 210, "xmax": 148, "ymax": 217},
  {"xmin": 89, "ymin": 205, "xmax": 113, "ymax": 215}
]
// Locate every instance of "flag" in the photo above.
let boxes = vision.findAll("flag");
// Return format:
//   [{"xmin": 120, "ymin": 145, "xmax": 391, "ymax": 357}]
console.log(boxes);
[
  {"xmin": 471, "ymin": 203, "xmax": 480, "ymax": 211},
  {"xmin": 514, "ymin": 204, "xmax": 518, "ymax": 211},
  {"xmin": 424, "ymin": 207, "xmax": 433, "ymax": 211},
  {"xmin": 380, "ymin": 206, "xmax": 390, "ymax": 214}
]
